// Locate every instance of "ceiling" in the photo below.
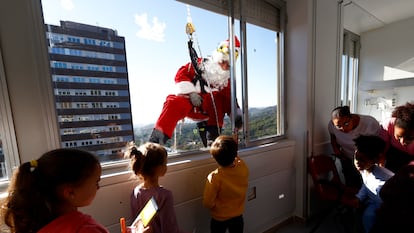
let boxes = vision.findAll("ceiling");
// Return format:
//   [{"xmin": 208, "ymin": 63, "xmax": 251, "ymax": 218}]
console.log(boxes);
[{"xmin": 343, "ymin": 0, "xmax": 414, "ymax": 35}]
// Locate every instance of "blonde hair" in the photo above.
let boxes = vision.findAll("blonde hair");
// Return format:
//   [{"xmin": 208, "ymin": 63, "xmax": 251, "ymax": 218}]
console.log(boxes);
[{"xmin": 125, "ymin": 142, "xmax": 167, "ymax": 178}]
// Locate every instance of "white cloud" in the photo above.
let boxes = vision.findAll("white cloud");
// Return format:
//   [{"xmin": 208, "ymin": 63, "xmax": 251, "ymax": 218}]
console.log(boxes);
[
  {"xmin": 134, "ymin": 13, "xmax": 166, "ymax": 42},
  {"xmin": 60, "ymin": 0, "xmax": 74, "ymax": 10}
]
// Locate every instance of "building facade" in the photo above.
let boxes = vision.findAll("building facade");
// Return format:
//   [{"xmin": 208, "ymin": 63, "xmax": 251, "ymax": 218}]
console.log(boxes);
[{"xmin": 45, "ymin": 21, "xmax": 133, "ymax": 162}]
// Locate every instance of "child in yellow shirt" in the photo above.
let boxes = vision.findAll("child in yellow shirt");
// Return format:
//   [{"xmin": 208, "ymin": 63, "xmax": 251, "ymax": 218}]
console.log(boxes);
[{"xmin": 203, "ymin": 135, "xmax": 249, "ymax": 233}]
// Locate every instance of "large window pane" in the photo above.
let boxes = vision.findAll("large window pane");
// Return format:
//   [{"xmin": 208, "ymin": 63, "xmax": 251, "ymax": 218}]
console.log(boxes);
[
  {"xmin": 40, "ymin": 0, "xmax": 285, "ymax": 161},
  {"xmin": 41, "ymin": 1, "xmax": 232, "ymax": 156},
  {"xmin": 246, "ymin": 24, "xmax": 279, "ymax": 141}
]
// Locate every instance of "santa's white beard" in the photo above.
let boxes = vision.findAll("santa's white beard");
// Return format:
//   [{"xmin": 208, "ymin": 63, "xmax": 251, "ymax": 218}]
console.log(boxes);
[{"xmin": 202, "ymin": 59, "xmax": 230, "ymax": 89}]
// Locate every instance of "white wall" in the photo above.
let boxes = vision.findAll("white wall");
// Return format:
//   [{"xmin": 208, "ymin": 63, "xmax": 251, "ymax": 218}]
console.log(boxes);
[
  {"xmin": 0, "ymin": 0, "xmax": 60, "ymax": 163},
  {"xmin": 312, "ymin": 0, "xmax": 343, "ymax": 153},
  {"xmin": 285, "ymin": 0, "xmax": 311, "ymax": 219},
  {"xmin": 81, "ymin": 141, "xmax": 296, "ymax": 233},
  {"xmin": 357, "ymin": 17, "xmax": 414, "ymax": 121},
  {"xmin": 285, "ymin": 0, "xmax": 343, "ymax": 219}
]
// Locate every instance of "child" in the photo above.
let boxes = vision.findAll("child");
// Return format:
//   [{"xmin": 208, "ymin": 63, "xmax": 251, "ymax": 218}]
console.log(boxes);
[
  {"xmin": 203, "ymin": 135, "xmax": 249, "ymax": 233},
  {"xmin": 352, "ymin": 135, "xmax": 394, "ymax": 233},
  {"xmin": 125, "ymin": 142, "xmax": 186, "ymax": 233},
  {"xmin": 381, "ymin": 102, "xmax": 414, "ymax": 173},
  {"xmin": 328, "ymin": 105, "xmax": 383, "ymax": 189},
  {"xmin": 370, "ymin": 163, "xmax": 414, "ymax": 233},
  {"xmin": 0, "ymin": 148, "xmax": 108, "ymax": 233}
]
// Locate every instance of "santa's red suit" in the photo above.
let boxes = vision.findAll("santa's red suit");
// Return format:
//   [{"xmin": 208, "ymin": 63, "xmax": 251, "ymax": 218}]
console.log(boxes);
[{"xmin": 149, "ymin": 37, "xmax": 241, "ymax": 145}]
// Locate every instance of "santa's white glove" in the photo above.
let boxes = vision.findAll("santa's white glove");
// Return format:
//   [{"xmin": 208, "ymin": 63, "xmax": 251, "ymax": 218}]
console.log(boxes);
[{"xmin": 189, "ymin": 92, "xmax": 202, "ymax": 107}]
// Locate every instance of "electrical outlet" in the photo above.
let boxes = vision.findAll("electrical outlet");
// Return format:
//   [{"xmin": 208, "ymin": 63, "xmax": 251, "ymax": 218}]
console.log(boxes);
[{"xmin": 247, "ymin": 187, "xmax": 256, "ymax": 201}]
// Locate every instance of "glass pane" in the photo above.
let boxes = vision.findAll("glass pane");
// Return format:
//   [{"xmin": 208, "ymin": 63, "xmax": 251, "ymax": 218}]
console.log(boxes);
[
  {"xmin": 0, "ymin": 47, "xmax": 16, "ymax": 186},
  {"xmin": 0, "ymin": 133, "xmax": 9, "ymax": 192},
  {"xmin": 341, "ymin": 54, "xmax": 349, "ymax": 106},
  {"xmin": 246, "ymin": 23, "xmax": 278, "ymax": 140},
  {"xmin": 341, "ymin": 31, "xmax": 360, "ymax": 111},
  {"xmin": 348, "ymin": 56, "xmax": 357, "ymax": 107},
  {"xmin": 0, "ymin": 137, "xmax": 5, "ymax": 180},
  {"xmin": 41, "ymin": 0, "xmax": 239, "ymax": 158}
]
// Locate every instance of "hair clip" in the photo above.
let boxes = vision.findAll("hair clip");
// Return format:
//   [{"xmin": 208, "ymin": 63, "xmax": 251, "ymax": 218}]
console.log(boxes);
[
  {"xmin": 30, "ymin": 160, "xmax": 38, "ymax": 172},
  {"xmin": 130, "ymin": 147, "xmax": 140, "ymax": 158}
]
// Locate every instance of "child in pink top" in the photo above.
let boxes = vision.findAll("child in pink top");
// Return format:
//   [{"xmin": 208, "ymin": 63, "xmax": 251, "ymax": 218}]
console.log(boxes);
[{"xmin": 125, "ymin": 142, "xmax": 188, "ymax": 233}]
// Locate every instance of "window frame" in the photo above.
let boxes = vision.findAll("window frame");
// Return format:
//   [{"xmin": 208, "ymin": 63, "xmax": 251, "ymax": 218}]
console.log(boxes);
[
  {"xmin": 0, "ymin": 49, "xmax": 19, "ymax": 187},
  {"xmin": 178, "ymin": 0, "xmax": 287, "ymax": 148},
  {"xmin": 0, "ymin": 0, "xmax": 287, "ymax": 182},
  {"xmin": 235, "ymin": 0, "xmax": 287, "ymax": 147}
]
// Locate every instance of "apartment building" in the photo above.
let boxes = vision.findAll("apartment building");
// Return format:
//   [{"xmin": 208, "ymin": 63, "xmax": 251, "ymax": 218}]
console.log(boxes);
[{"xmin": 45, "ymin": 21, "xmax": 133, "ymax": 162}]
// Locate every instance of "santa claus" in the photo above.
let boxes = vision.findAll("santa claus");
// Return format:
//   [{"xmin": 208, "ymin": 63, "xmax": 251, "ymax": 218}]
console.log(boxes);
[{"xmin": 149, "ymin": 36, "xmax": 242, "ymax": 146}]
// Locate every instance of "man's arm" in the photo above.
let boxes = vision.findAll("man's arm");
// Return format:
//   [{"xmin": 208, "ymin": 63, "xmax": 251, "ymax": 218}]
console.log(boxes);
[{"xmin": 330, "ymin": 133, "xmax": 345, "ymax": 159}]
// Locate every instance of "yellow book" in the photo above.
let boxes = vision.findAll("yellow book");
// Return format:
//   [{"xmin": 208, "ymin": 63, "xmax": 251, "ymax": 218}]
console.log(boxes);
[{"xmin": 132, "ymin": 196, "xmax": 158, "ymax": 228}]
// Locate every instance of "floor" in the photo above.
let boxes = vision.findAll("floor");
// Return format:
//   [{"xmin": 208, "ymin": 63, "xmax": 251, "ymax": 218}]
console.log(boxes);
[{"xmin": 264, "ymin": 206, "xmax": 364, "ymax": 233}]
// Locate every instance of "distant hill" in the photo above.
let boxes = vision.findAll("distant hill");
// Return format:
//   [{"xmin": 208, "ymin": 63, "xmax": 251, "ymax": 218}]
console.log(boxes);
[{"xmin": 134, "ymin": 105, "xmax": 277, "ymax": 150}]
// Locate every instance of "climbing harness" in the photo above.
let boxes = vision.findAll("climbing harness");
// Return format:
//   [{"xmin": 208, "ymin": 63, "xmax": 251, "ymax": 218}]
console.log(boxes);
[{"xmin": 185, "ymin": 5, "xmax": 221, "ymax": 146}]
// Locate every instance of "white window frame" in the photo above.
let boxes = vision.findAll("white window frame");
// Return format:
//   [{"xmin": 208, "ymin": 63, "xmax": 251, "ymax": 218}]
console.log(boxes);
[
  {"xmin": 0, "ymin": 0, "xmax": 287, "ymax": 180},
  {"xmin": 0, "ymin": 49, "xmax": 19, "ymax": 189}
]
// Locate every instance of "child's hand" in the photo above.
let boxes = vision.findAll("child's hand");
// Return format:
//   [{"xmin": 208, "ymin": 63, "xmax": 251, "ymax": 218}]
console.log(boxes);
[{"xmin": 127, "ymin": 219, "xmax": 151, "ymax": 233}]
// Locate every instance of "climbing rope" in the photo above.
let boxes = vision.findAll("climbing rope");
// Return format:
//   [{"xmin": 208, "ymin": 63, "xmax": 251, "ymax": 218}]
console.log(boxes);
[{"xmin": 185, "ymin": 4, "xmax": 221, "ymax": 136}]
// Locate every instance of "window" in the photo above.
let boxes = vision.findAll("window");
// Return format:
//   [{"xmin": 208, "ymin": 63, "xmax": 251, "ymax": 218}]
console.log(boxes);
[
  {"xmin": 340, "ymin": 29, "xmax": 360, "ymax": 111},
  {"xmin": 0, "ymin": 0, "xmax": 285, "ymax": 184},
  {"xmin": 38, "ymin": 0, "xmax": 286, "ymax": 160},
  {"xmin": 0, "ymin": 50, "xmax": 19, "ymax": 191},
  {"xmin": 245, "ymin": 23, "xmax": 281, "ymax": 143}
]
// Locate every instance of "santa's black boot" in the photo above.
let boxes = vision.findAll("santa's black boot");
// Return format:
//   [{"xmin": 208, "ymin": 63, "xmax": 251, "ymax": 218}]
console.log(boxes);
[
  {"xmin": 206, "ymin": 126, "xmax": 221, "ymax": 146},
  {"xmin": 148, "ymin": 128, "xmax": 169, "ymax": 145},
  {"xmin": 197, "ymin": 121, "xmax": 208, "ymax": 147}
]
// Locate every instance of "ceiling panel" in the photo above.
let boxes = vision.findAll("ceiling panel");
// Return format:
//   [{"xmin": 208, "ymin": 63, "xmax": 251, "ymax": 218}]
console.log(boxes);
[{"xmin": 344, "ymin": 0, "xmax": 414, "ymax": 34}]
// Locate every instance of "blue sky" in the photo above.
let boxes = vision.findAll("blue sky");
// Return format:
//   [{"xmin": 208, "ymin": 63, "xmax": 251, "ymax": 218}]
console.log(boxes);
[{"xmin": 41, "ymin": 0, "xmax": 277, "ymax": 125}]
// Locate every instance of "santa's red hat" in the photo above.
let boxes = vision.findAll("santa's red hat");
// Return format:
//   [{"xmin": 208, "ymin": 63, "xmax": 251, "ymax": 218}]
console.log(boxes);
[{"xmin": 212, "ymin": 36, "xmax": 240, "ymax": 62}]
